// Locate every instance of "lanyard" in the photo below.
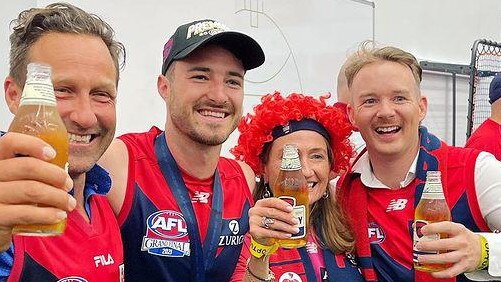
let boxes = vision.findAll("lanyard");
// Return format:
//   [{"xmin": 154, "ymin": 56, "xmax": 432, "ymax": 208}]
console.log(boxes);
[{"xmin": 154, "ymin": 132, "xmax": 223, "ymax": 282}]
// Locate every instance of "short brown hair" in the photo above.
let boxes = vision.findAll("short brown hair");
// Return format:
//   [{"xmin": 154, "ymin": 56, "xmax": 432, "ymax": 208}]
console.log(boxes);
[
  {"xmin": 344, "ymin": 41, "xmax": 422, "ymax": 88},
  {"xmin": 9, "ymin": 2, "xmax": 125, "ymax": 85}
]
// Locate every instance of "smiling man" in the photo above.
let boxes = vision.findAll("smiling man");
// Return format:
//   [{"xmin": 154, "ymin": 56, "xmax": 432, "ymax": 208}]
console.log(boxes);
[
  {"xmin": 0, "ymin": 3, "xmax": 125, "ymax": 281},
  {"xmin": 98, "ymin": 19, "xmax": 265, "ymax": 281},
  {"xmin": 337, "ymin": 42, "xmax": 501, "ymax": 281}
]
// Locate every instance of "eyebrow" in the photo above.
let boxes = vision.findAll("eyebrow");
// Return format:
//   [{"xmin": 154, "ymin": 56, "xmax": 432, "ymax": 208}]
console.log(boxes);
[{"xmin": 187, "ymin": 66, "xmax": 244, "ymax": 79}]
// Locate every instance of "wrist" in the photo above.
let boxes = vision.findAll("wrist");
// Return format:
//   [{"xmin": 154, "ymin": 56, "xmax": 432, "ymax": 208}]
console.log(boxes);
[
  {"xmin": 477, "ymin": 235, "xmax": 489, "ymax": 270},
  {"xmin": 249, "ymin": 237, "xmax": 278, "ymax": 259},
  {"xmin": 246, "ymin": 258, "xmax": 275, "ymax": 282}
]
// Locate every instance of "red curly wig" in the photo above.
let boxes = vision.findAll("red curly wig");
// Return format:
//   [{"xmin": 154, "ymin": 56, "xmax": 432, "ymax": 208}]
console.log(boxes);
[{"xmin": 231, "ymin": 92, "xmax": 354, "ymax": 175}]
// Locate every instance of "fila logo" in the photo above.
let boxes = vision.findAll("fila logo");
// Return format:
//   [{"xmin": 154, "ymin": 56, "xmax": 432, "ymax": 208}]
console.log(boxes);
[
  {"xmin": 191, "ymin": 191, "xmax": 210, "ymax": 203},
  {"xmin": 94, "ymin": 253, "xmax": 114, "ymax": 267},
  {"xmin": 386, "ymin": 199, "xmax": 408, "ymax": 212}
]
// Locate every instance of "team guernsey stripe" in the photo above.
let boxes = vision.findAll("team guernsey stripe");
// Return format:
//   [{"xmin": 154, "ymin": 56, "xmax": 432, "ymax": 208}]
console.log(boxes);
[{"xmin": 154, "ymin": 133, "xmax": 223, "ymax": 282}]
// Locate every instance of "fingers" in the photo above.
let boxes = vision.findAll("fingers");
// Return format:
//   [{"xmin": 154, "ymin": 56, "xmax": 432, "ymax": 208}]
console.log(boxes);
[
  {"xmin": 0, "ymin": 132, "xmax": 72, "ymax": 191},
  {"xmin": 0, "ymin": 180, "xmax": 76, "ymax": 211},
  {"xmin": 415, "ymin": 221, "xmax": 481, "ymax": 276},
  {"xmin": 0, "ymin": 157, "xmax": 72, "ymax": 191},
  {"xmin": 430, "ymin": 263, "xmax": 468, "ymax": 279},
  {"xmin": 0, "ymin": 204, "xmax": 68, "ymax": 227},
  {"xmin": 249, "ymin": 198, "xmax": 300, "ymax": 242},
  {"xmin": 420, "ymin": 221, "xmax": 462, "ymax": 236},
  {"xmin": 0, "ymin": 132, "xmax": 56, "ymax": 161}
]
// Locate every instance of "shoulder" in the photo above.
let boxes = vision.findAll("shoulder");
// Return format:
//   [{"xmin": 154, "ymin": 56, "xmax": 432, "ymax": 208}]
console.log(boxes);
[
  {"xmin": 218, "ymin": 157, "xmax": 256, "ymax": 193},
  {"xmin": 98, "ymin": 139, "xmax": 129, "ymax": 215}
]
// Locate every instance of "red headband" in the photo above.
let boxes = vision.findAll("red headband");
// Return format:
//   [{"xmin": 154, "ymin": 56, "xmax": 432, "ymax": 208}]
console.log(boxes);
[{"xmin": 231, "ymin": 92, "xmax": 354, "ymax": 175}]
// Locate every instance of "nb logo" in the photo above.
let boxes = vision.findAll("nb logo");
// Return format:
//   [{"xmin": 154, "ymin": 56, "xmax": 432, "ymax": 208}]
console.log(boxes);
[
  {"xmin": 386, "ymin": 199, "xmax": 408, "ymax": 212},
  {"xmin": 191, "ymin": 191, "xmax": 210, "ymax": 203}
]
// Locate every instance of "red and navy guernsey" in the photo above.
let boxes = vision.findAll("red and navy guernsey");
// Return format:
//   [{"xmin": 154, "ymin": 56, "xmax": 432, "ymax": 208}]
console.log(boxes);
[{"xmin": 118, "ymin": 127, "xmax": 253, "ymax": 282}]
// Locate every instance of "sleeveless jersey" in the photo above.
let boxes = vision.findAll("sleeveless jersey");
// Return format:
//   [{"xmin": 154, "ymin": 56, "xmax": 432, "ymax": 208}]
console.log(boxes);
[
  {"xmin": 233, "ymin": 235, "xmax": 364, "ymax": 282},
  {"xmin": 465, "ymin": 118, "xmax": 501, "ymax": 160},
  {"xmin": 8, "ymin": 195, "xmax": 124, "ymax": 282},
  {"xmin": 338, "ymin": 129, "xmax": 490, "ymax": 282},
  {"xmin": 118, "ymin": 127, "xmax": 253, "ymax": 281}
]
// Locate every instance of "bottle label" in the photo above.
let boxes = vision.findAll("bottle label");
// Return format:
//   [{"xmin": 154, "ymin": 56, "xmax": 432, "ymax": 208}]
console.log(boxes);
[
  {"xmin": 280, "ymin": 157, "xmax": 301, "ymax": 171},
  {"xmin": 421, "ymin": 182, "xmax": 445, "ymax": 200},
  {"xmin": 20, "ymin": 81, "xmax": 56, "ymax": 106},
  {"xmin": 279, "ymin": 196, "xmax": 306, "ymax": 239},
  {"xmin": 291, "ymin": 205, "xmax": 306, "ymax": 239},
  {"xmin": 412, "ymin": 219, "xmax": 439, "ymax": 262}
]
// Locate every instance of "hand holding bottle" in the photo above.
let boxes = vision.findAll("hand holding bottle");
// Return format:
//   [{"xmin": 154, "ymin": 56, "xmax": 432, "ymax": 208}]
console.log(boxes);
[
  {"xmin": 248, "ymin": 197, "xmax": 299, "ymax": 246},
  {"xmin": 414, "ymin": 221, "xmax": 484, "ymax": 278},
  {"xmin": 0, "ymin": 132, "xmax": 75, "ymax": 250}
]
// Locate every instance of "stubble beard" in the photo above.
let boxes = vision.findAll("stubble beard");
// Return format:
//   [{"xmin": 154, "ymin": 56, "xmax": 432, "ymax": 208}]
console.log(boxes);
[{"xmin": 171, "ymin": 112, "xmax": 239, "ymax": 146}]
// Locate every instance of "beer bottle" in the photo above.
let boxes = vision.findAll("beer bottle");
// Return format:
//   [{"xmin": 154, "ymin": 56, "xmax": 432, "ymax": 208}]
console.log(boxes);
[
  {"xmin": 9, "ymin": 62, "xmax": 69, "ymax": 236},
  {"xmin": 272, "ymin": 144, "xmax": 308, "ymax": 248},
  {"xmin": 413, "ymin": 171, "xmax": 451, "ymax": 272}
]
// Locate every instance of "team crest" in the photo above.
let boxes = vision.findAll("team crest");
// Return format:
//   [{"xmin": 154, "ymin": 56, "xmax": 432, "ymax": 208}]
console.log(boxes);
[
  {"xmin": 57, "ymin": 277, "xmax": 87, "ymax": 282},
  {"xmin": 279, "ymin": 272, "xmax": 302, "ymax": 282},
  {"xmin": 141, "ymin": 210, "xmax": 191, "ymax": 257}
]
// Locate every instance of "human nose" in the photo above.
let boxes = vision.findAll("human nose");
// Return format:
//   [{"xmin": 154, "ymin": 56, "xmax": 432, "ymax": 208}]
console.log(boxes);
[
  {"xmin": 207, "ymin": 80, "xmax": 229, "ymax": 104},
  {"xmin": 376, "ymin": 99, "xmax": 396, "ymax": 118},
  {"xmin": 301, "ymin": 158, "xmax": 314, "ymax": 178},
  {"xmin": 68, "ymin": 95, "xmax": 98, "ymax": 129}
]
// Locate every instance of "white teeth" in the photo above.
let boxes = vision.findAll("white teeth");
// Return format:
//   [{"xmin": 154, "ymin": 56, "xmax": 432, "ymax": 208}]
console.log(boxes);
[
  {"xmin": 68, "ymin": 133, "xmax": 91, "ymax": 143},
  {"xmin": 200, "ymin": 110, "xmax": 225, "ymax": 118},
  {"xmin": 376, "ymin": 126, "xmax": 399, "ymax": 133},
  {"xmin": 307, "ymin": 182, "xmax": 314, "ymax": 188}
]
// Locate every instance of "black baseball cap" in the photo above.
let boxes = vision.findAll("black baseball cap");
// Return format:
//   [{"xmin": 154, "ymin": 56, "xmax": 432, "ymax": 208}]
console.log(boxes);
[
  {"xmin": 161, "ymin": 19, "xmax": 265, "ymax": 75},
  {"xmin": 489, "ymin": 74, "xmax": 501, "ymax": 104}
]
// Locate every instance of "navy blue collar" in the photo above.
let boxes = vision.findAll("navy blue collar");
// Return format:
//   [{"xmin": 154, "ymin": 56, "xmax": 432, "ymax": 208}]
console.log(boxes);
[{"xmin": 70, "ymin": 164, "xmax": 111, "ymax": 217}]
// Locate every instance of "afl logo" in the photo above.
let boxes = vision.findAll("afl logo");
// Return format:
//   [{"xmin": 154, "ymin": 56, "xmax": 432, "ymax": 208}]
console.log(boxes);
[
  {"xmin": 57, "ymin": 277, "xmax": 87, "ymax": 282},
  {"xmin": 368, "ymin": 222, "xmax": 385, "ymax": 244},
  {"xmin": 146, "ymin": 210, "xmax": 188, "ymax": 239}
]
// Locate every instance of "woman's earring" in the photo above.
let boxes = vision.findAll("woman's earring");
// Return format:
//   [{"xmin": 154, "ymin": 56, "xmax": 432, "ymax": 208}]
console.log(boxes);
[
  {"xmin": 264, "ymin": 183, "xmax": 272, "ymax": 198},
  {"xmin": 322, "ymin": 189, "xmax": 329, "ymax": 199}
]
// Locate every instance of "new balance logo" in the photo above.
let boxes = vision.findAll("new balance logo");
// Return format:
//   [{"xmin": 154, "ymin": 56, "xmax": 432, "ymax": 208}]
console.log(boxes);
[
  {"xmin": 386, "ymin": 199, "xmax": 408, "ymax": 212},
  {"xmin": 191, "ymin": 191, "xmax": 210, "ymax": 203}
]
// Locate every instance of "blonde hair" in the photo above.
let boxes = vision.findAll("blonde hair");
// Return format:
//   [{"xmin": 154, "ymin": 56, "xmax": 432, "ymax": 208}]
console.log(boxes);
[{"xmin": 344, "ymin": 41, "xmax": 422, "ymax": 88}]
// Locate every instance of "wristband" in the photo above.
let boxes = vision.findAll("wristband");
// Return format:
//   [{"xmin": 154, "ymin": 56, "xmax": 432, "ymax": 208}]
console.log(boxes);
[
  {"xmin": 476, "ymin": 235, "xmax": 489, "ymax": 270},
  {"xmin": 249, "ymin": 237, "xmax": 278, "ymax": 259}
]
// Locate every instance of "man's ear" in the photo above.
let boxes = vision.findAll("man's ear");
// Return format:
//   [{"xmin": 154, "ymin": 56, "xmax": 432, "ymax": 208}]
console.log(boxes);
[
  {"xmin": 4, "ymin": 77, "xmax": 22, "ymax": 114},
  {"xmin": 157, "ymin": 74, "xmax": 171, "ymax": 101},
  {"xmin": 347, "ymin": 104, "xmax": 360, "ymax": 131},
  {"xmin": 418, "ymin": 95, "xmax": 428, "ymax": 122}
]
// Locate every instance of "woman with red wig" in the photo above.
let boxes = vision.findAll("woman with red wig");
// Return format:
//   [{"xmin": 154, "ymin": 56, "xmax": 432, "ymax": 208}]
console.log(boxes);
[{"xmin": 230, "ymin": 92, "xmax": 364, "ymax": 281}]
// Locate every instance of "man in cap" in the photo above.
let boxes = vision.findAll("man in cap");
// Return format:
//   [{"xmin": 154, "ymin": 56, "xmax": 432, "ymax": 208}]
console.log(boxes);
[
  {"xmin": 465, "ymin": 74, "xmax": 501, "ymax": 160},
  {"xmin": 99, "ymin": 19, "xmax": 265, "ymax": 281}
]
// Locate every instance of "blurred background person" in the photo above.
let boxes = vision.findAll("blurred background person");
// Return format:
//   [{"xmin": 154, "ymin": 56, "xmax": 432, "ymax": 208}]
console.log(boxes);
[{"xmin": 465, "ymin": 73, "xmax": 501, "ymax": 160}]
